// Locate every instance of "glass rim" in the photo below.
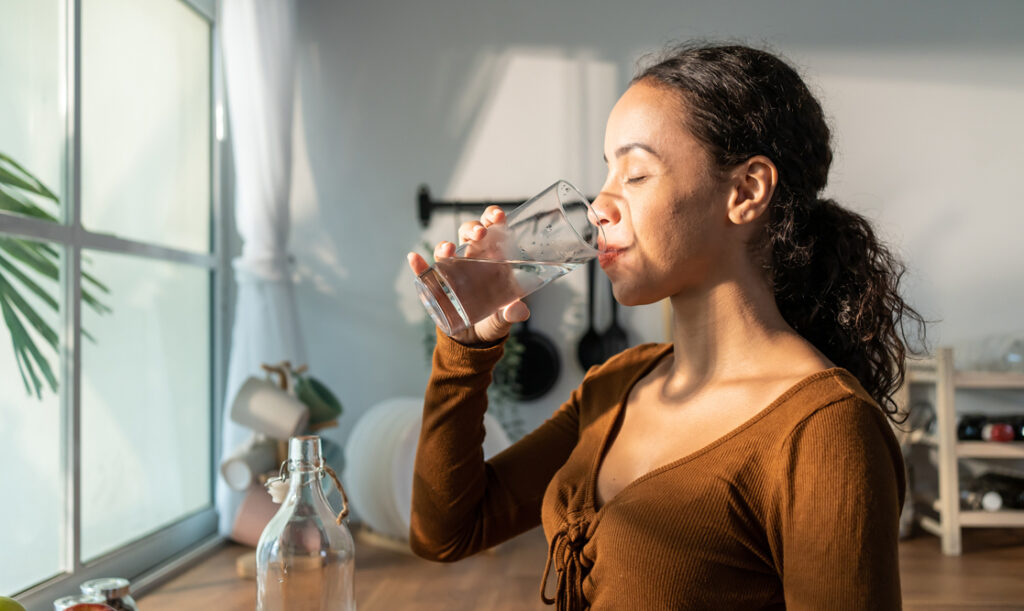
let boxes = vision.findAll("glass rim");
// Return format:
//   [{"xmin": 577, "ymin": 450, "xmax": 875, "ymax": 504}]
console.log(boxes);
[{"xmin": 552, "ymin": 179, "xmax": 604, "ymax": 253}]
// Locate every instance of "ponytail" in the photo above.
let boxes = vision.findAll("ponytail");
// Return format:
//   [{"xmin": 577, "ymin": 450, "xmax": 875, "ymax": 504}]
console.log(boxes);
[{"xmin": 768, "ymin": 198, "xmax": 923, "ymax": 419}]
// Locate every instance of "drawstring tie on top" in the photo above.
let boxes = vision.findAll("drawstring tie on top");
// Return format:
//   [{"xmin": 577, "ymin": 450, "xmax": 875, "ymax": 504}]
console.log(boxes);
[{"xmin": 541, "ymin": 521, "xmax": 591, "ymax": 610}]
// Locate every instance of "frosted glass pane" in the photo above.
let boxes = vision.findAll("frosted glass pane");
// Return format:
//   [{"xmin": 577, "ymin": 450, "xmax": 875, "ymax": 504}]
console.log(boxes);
[
  {"xmin": 81, "ymin": 251, "xmax": 210, "ymax": 561},
  {"xmin": 0, "ymin": 237, "xmax": 63, "ymax": 594},
  {"xmin": 0, "ymin": 0, "xmax": 65, "ymax": 223},
  {"xmin": 82, "ymin": 0, "xmax": 210, "ymax": 252}
]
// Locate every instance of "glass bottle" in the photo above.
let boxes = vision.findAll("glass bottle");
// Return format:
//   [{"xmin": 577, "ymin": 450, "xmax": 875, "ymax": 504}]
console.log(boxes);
[{"xmin": 257, "ymin": 435, "xmax": 355, "ymax": 611}]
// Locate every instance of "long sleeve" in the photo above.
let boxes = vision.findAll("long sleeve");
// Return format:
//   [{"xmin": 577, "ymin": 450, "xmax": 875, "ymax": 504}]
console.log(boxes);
[
  {"xmin": 773, "ymin": 398, "xmax": 905, "ymax": 610},
  {"xmin": 409, "ymin": 331, "xmax": 580, "ymax": 562}
]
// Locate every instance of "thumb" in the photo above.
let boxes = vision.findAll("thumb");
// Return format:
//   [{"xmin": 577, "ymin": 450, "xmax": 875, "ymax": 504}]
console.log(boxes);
[
  {"xmin": 502, "ymin": 300, "xmax": 530, "ymax": 323},
  {"xmin": 471, "ymin": 300, "xmax": 531, "ymax": 343}
]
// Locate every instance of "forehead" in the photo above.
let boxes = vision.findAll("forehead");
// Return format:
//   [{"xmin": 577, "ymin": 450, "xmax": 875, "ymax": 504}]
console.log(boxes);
[{"xmin": 605, "ymin": 81, "xmax": 699, "ymax": 157}]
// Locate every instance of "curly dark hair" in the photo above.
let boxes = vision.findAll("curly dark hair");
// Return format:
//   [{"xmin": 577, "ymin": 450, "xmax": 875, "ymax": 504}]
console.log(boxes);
[{"xmin": 633, "ymin": 42, "xmax": 927, "ymax": 420}]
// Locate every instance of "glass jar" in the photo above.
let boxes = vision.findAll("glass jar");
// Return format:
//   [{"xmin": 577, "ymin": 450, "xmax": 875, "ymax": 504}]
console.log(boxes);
[
  {"xmin": 79, "ymin": 578, "xmax": 137, "ymax": 611},
  {"xmin": 52, "ymin": 594, "xmax": 113, "ymax": 610},
  {"xmin": 257, "ymin": 435, "xmax": 355, "ymax": 611}
]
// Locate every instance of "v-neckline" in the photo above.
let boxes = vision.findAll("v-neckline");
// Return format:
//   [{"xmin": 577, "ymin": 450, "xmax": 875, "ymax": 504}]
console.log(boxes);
[{"xmin": 586, "ymin": 344, "xmax": 845, "ymax": 514}]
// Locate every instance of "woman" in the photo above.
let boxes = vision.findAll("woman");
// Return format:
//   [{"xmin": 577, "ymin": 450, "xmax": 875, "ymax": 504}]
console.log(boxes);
[{"xmin": 406, "ymin": 42, "xmax": 924, "ymax": 610}]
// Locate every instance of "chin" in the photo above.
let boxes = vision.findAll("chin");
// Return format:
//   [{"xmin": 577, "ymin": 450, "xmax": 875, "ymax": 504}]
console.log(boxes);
[{"xmin": 608, "ymin": 279, "xmax": 663, "ymax": 307}]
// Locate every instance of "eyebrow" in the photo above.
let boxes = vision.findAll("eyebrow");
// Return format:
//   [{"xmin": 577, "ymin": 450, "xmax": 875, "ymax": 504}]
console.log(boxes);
[{"xmin": 602, "ymin": 142, "xmax": 662, "ymax": 163}]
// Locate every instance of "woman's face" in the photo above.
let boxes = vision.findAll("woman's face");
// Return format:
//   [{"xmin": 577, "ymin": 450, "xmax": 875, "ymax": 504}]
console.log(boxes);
[{"xmin": 595, "ymin": 80, "xmax": 736, "ymax": 306}]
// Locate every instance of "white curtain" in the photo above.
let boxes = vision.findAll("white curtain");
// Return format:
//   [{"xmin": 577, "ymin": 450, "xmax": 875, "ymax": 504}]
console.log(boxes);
[{"xmin": 216, "ymin": 0, "xmax": 304, "ymax": 535}]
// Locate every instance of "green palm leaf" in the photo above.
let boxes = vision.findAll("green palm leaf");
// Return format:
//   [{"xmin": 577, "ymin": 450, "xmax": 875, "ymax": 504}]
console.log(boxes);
[
  {"xmin": 0, "ymin": 296, "xmax": 52, "ymax": 397},
  {"xmin": 0, "ymin": 252, "xmax": 59, "ymax": 312},
  {"xmin": 0, "ymin": 274, "xmax": 59, "ymax": 351},
  {"xmin": 0, "ymin": 152, "xmax": 111, "ymax": 397},
  {"xmin": 0, "ymin": 153, "xmax": 58, "ymax": 201},
  {"xmin": 0, "ymin": 185, "xmax": 60, "ymax": 222}
]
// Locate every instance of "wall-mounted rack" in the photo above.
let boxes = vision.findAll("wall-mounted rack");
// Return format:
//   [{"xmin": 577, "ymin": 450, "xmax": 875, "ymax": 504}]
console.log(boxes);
[{"xmin": 417, "ymin": 184, "xmax": 597, "ymax": 227}]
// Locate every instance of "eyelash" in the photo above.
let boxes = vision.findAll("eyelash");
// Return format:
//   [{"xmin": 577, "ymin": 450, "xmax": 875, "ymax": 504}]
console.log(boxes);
[{"xmin": 625, "ymin": 175, "xmax": 648, "ymax": 185}]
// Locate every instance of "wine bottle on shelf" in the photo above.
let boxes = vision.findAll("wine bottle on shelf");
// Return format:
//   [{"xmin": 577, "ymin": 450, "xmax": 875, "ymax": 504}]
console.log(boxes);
[
  {"xmin": 1011, "ymin": 415, "xmax": 1024, "ymax": 441},
  {"xmin": 960, "ymin": 488, "xmax": 1004, "ymax": 511},
  {"xmin": 975, "ymin": 472, "xmax": 1024, "ymax": 510},
  {"xmin": 956, "ymin": 414, "xmax": 986, "ymax": 440},
  {"xmin": 962, "ymin": 472, "xmax": 1024, "ymax": 511},
  {"xmin": 981, "ymin": 422, "xmax": 1016, "ymax": 442}
]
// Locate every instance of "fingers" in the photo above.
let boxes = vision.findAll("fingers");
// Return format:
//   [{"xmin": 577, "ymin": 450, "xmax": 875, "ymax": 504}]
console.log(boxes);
[
  {"xmin": 406, "ymin": 252, "xmax": 429, "ymax": 275},
  {"xmin": 457, "ymin": 206, "xmax": 507, "ymax": 245},
  {"xmin": 434, "ymin": 241, "xmax": 455, "ymax": 260},
  {"xmin": 458, "ymin": 221, "xmax": 486, "ymax": 244},
  {"xmin": 481, "ymin": 205, "xmax": 505, "ymax": 227}
]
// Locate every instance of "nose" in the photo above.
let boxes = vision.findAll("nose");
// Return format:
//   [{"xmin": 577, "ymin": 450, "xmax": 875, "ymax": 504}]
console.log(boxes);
[{"xmin": 589, "ymin": 191, "xmax": 621, "ymax": 228}]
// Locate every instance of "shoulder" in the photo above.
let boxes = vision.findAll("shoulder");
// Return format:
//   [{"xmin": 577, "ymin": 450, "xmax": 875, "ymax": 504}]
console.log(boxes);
[
  {"xmin": 772, "ymin": 368, "xmax": 886, "ymax": 431},
  {"xmin": 771, "ymin": 368, "xmax": 903, "ymax": 473}
]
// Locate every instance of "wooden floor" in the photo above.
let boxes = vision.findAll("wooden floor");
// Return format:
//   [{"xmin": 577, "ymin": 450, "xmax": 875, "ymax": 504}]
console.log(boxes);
[{"xmin": 137, "ymin": 527, "xmax": 1024, "ymax": 610}]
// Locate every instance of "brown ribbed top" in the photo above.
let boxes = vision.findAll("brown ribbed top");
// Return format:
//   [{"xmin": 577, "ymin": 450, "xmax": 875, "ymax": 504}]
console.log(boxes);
[{"xmin": 410, "ymin": 332, "xmax": 905, "ymax": 610}]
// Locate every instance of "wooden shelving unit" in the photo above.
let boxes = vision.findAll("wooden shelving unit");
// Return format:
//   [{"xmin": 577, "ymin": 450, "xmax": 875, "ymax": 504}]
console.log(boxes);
[{"xmin": 902, "ymin": 347, "xmax": 1024, "ymax": 555}]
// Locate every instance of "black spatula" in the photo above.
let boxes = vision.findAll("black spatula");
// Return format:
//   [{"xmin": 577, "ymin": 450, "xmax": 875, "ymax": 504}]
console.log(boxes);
[
  {"xmin": 602, "ymin": 276, "xmax": 630, "ymax": 358},
  {"xmin": 576, "ymin": 260, "xmax": 605, "ymax": 370}
]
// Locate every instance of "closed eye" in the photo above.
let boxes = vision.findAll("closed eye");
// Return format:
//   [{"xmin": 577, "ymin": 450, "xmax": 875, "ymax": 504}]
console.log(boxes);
[{"xmin": 626, "ymin": 175, "xmax": 648, "ymax": 185}]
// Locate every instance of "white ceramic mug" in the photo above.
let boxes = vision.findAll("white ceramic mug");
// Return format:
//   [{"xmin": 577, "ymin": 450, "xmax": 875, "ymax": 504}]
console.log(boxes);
[
  {"xmin": 220, "ymin": 435, "xmax": 278, "ymax": 491},
  {"xmin": 230, "ymin": 377, "xmax": 310, "ymax": 440}
]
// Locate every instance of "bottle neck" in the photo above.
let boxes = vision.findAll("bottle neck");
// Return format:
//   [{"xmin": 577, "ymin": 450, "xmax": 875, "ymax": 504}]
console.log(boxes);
[
  {"xmin": 285, "ymin": 435, "xmax": 329, "ymax": 505},
  {"xmin": 287, "ymin": 466, "xmax": 330, "ymax": 503}
]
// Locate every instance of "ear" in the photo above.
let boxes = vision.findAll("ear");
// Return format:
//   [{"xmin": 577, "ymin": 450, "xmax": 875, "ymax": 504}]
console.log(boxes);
[{"xmin": 726, "ymin": 156, "xmax": 777, "ymax": 225}]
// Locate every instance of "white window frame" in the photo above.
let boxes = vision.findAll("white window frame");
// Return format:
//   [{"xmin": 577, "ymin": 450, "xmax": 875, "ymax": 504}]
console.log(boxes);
[{"xmin": 2, "ymin": 0, "xmax": 229, "ymax": 606}]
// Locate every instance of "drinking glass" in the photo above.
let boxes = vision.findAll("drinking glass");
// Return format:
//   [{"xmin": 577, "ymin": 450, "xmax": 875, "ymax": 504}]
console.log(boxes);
[{"xmin": 415, "ymin": 180, "xmax": 603, "ymax": 337}]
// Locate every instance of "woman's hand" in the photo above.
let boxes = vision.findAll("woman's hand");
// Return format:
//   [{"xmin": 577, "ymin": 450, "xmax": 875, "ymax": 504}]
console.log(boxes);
[{"xmin": 407, "ymin": 205, "xmax": 531, "ymax": 346}]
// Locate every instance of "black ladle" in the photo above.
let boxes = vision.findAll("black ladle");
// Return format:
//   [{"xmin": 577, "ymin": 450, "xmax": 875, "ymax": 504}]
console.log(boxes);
[
  {"xmin": 601, "ymin": 276, "xmax": 630, "ymax": 358},
  {"xmin": 577, "ymin": 260, "xmax": 605, "ymax": 370}
]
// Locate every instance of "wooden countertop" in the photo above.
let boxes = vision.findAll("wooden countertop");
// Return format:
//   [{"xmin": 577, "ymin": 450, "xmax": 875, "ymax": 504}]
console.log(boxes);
[
  {"xmin": 136, "ymin": 526, "xmax": 1024, "ymax": 610},
  {"xmin": 137, "ymin": 526, "xmax": 549, "ymax": 610}
]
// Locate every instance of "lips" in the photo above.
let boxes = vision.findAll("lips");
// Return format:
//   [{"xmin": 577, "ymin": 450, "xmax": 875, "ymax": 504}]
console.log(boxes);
[{"xmin": 598, "ymin": 246, "xmax": 627, "ymax": 267}]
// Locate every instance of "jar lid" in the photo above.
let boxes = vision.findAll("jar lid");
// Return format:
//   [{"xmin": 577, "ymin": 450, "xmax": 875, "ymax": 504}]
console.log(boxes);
[
  {"xmin": 80, "ymin": 577, "xmax": 131, "ymax": 598},
  {"xmin": 53, "ymin": 593, "xmax": 110, "ymax": 610}
]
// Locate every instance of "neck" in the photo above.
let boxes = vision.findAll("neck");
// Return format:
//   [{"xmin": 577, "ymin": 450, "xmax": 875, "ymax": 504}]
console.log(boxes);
[{"xmin": 664, "ymin": 270, "xmax": 796, "ymax": 398}]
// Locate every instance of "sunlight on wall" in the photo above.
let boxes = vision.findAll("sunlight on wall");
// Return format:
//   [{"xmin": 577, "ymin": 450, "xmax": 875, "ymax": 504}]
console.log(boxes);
[
  {"xmin": 443, "ymin": 48, "xmax": 618, "ymax": 199},
  {"xmin": 393, "ymin": 49, "xmax": 618, "ymax": 330}
]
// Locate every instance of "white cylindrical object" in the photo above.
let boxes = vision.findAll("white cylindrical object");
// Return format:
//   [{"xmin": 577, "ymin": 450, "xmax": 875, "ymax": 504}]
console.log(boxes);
[
  {"xmin": 220, "ymin": 435, "xmax": 278, "ymax": 491},
  {"xmin": 344, "ymin": 398, "xmax": 514, "ymax": 542},
  {"xmin": 230, "ymin": 377, "xmax": 310, "ymax": 440}
]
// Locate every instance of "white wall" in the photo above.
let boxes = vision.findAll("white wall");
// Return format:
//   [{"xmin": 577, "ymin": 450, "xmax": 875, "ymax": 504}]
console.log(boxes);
[{"xmin": 285, "ymin": 0, "xmax": 1024, "ymax": 441}]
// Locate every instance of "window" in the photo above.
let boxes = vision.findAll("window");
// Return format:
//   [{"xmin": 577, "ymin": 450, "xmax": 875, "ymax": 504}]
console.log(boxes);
[{"xmin": 0, "ymin": 0, "xmax": 225, "ymax": 605}]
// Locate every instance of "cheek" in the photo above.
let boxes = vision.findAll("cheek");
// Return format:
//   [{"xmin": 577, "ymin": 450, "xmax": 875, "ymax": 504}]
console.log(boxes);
[{"xmin": 635, "ymin": 197, "xmax": 700, "ymax": 262}]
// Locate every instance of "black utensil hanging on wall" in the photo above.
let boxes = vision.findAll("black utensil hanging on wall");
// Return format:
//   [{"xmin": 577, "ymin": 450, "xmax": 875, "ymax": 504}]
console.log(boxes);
[
  {"xmin": 577, "ymin": 260, "xmax": 605, "ymax": 370},
  {"xmin": 508, "ymin": 301, "xmax": 561, "ymax": 401},
  {"xmin": 602, "ymin": 276, "xmax": 630, "ymax": 358}
]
